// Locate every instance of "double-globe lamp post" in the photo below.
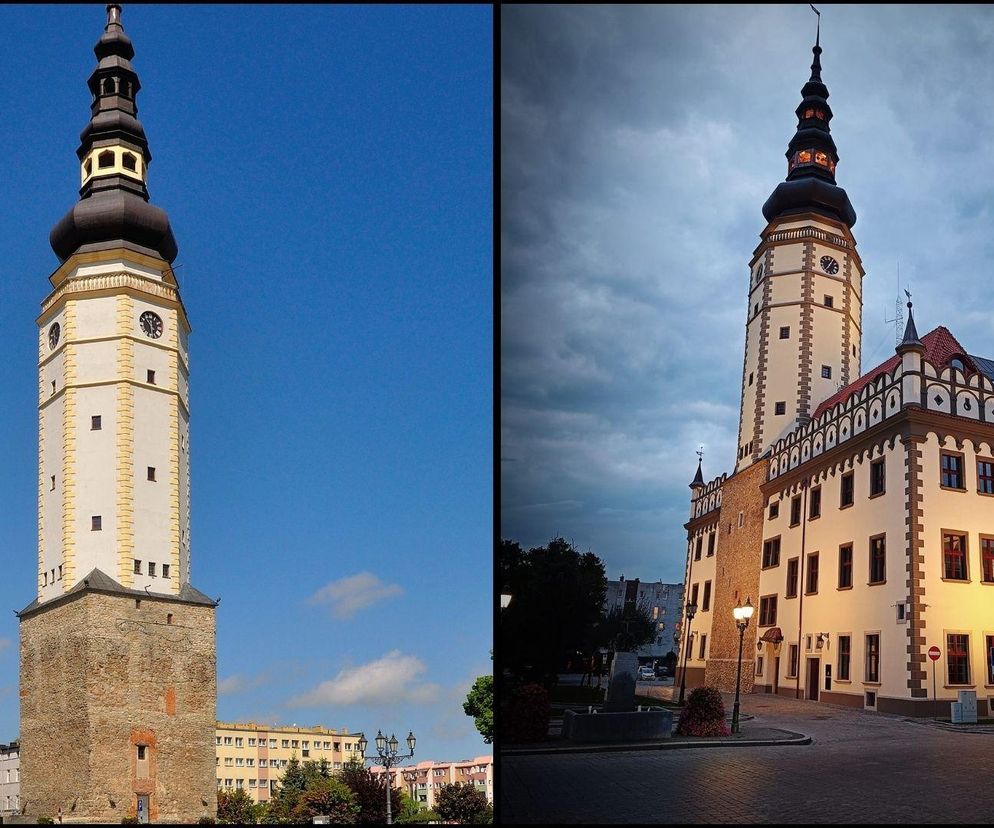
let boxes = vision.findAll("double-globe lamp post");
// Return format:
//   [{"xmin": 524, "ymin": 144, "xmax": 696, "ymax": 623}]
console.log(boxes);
[
  {"xmin": 677, "ymin": 599, "xmax": 697, "ymax": 705},
  {"xmin": 731, "ymin": 597, "xmax": 754, "ymax": 734},
  {"xmin": 358, "ymin": 729, "xmax": 416, "ymax": 825}
]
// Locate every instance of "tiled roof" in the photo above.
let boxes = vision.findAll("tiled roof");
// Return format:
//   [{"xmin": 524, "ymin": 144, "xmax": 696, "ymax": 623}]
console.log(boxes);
[{"xmin": 812, "ymin": 326, "xmax": 971, "ymax": 419}]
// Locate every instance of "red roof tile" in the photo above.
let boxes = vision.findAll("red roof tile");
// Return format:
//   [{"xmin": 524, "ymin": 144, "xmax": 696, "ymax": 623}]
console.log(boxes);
[{"xmin": 812, "ymin": 326, "xmax": 970, "ymax": 419}]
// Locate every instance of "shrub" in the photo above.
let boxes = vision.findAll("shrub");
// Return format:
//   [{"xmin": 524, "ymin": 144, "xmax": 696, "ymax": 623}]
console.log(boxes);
[
  {"xmin": 121, "ymin": 818, "xmax": 139, "ymax": 825},
  {"xmin": 38, "ymin": 819, "xmax": 55, "ymax": 826},
  {"xmin": 501, "ymin": 682, "xmax": 550, "ymax": 743},
  {"xmin": 198, "ymin": 819, "xmax": 217, "ymax": 825},
  {"xmin": 676, "ymin": 686, "xmax": 730, "ymax": 737}
]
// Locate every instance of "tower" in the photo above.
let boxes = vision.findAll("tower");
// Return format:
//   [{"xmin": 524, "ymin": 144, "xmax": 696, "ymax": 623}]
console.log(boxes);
[
  {"xmin": 734, "ymin": 34, "xmax": 865, "ymax": 471},
  {"xmin": 19, "ymin": 6, "xmax": 217, "ymax": 822}
]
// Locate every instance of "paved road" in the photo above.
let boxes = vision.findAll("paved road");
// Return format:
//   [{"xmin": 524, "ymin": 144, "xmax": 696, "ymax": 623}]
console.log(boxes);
[{"xmin": 501, "ymin": 692, "xmax": 994, "ymax": 823}]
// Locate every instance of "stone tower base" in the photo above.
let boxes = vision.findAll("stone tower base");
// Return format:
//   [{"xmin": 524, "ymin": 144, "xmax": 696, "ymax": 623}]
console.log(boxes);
[{"xmin": 19, "ymin": 572, "xmax": 217, "ymax": 823}]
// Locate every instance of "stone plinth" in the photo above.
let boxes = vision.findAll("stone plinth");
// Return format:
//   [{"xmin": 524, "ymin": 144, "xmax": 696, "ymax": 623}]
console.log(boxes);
[
  {"xmin": 562, "ymin": 709, "xmax": 674, "ymax": 743},
  {"xmin": 604, "ymin": 652, "xmax": 637, "ymax": 712}
]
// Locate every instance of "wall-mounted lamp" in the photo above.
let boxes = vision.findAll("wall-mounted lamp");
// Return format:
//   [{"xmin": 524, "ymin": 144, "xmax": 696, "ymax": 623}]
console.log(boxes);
[{"xmin": 816, "ymin": 632, "xmax": 830, "ymax": 650}]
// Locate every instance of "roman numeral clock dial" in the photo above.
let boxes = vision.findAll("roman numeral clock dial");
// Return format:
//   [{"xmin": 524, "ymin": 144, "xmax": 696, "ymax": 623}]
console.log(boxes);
[
  {"xmin": 139, "ymin": 310, "xmax": 163, "ymax": 339},
  {"xmin": 820, "ymin": 255, "xmax": 840, "ymax": 275}
]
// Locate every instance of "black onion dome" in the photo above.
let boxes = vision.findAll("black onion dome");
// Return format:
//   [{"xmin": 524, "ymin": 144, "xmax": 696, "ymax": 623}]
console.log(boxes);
[
  {"xmin": 50, "ymin": 4, "xmax": 177, "ymax": 263},
  {"xmin": 762, "ymin": 36, "xmax": 856, "ymax": 229}
]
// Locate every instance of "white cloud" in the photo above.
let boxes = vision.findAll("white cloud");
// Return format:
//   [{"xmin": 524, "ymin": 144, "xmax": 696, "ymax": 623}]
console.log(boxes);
[
  {"xmin": 0, "ymin": 638, "xmax": 9, "ymax": 655},
  {"xmin": 307, "ymin": 572, "xmax": 404, "ymax": 619},
  {"xmin": 287, "ymin": 651, "xmax": 441, "ymax": 708},
  {"xmin": 218, "ymin": 673, "xmax": 268, "ymax": 695}
]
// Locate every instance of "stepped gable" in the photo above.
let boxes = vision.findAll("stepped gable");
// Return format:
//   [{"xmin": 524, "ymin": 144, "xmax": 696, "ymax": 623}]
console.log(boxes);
[{"xmin": 812, "ymin": 326, "xmax": 971, "ymax": 419}]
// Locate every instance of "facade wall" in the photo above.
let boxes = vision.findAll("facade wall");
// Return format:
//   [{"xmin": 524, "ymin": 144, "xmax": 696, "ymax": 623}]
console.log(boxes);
[
  {"xmin": 603, "ymin": 578, "xmax": 684, "ymax": 658},
  {"xmin": 0, "ymin": 744, "xmax": 19, "ymax": 815},
  {"xmin": 20, "ymin": 591, "xmax": 216, "ymax": 823},
  {"xmin": 215, "ymin": 723, "xmax": 364, "ymax": 804},
  {"xmin": 374, "ymin": 757, "xmax": 493, "ymax": 808},
  {"xmin": 682, "ymin": 519, "xmax": 719, "ymax": 673}
]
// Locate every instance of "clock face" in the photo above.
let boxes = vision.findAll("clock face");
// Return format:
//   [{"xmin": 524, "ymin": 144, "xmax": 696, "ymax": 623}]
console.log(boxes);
[
  {"xmin": 48, "ymin": 322, "xmax": 60, "ymax": 350},
  {"xmin": 820, "ymin": 255, "xmax": 840, "ymax": 275},
  {"xmin": 139, "ymin": 311, "xmax": 163, "ymax": 339}
]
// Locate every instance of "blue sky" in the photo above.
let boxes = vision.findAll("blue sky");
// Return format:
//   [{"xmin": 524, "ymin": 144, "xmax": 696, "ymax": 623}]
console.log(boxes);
[
  {"xmin": 0, "ymin": 5, "xmax": 492, "ymax": 761},
  {"xmin": 502, "ymin": 5, "xmax": 994, "ymax": 583}
]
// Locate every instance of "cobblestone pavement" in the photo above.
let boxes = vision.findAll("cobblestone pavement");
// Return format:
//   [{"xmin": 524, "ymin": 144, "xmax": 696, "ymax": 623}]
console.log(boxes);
[{"xmin": 501, "ymin": 691, "xmax": 994, "ymax": 823}]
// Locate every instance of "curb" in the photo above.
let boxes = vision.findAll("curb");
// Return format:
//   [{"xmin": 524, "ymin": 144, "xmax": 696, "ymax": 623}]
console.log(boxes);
[{"xmin": 502, "ymin": 729, "xmax": 811, "ymax": 756}]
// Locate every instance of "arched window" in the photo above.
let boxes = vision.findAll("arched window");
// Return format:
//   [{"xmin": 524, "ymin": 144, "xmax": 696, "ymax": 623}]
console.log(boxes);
[
  {"xmin": 950, "ymin": 357, "xmax": 966, "ymax": 372},
  {"xmin": 122, "ymin": 153, "xmax": 137, "ymax": 172},
  {"xmin": 98, "ymin": 150, "xmax": 115, "ymax": 169},
  {"xmin": 103, "ymin": 77, "xmax": 116, "ymax": 95},
  {"xmin": 84, "ymin": 159, "xmax": 92, "ymax": 176}
]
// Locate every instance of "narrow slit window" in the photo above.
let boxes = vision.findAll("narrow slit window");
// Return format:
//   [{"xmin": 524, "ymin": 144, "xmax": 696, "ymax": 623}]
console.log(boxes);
[
  {"xmin": 91, "ymin": 415, "xmax": 102, "ymax": 430},
  {"xmin": 91, "ymin": 515, "xmax": 102, "ymax": 531},
  {"xmin": 162, "ymin": 564, "xmax": 170, "ymax": 579},
  {"xmin": 134, "ymin": 559, "xmax": 142, "ymax": 574},
  {"xmin": 147, "ymin": 466, "xmax": 156, "ymax": 482},
  {"xmin": 50, "ymin": 475, "xmax": 55, "ymax": 491},
  {"xmin": 148, "ymin": 562, "xmax": 156, "ymax": 577},
  {"xmin": 147, "ymin": 369, "xmax": 156, "ymax": 384}
]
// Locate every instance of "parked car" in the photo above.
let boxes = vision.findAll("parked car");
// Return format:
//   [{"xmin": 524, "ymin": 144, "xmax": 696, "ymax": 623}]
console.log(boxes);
[
  {"xmin": 637, "ymin": 666, "xmax": 655, "ymax": 681},
  {"xmin": 655, "ymin": 664, "xmax": 672, "ymax": 678}
]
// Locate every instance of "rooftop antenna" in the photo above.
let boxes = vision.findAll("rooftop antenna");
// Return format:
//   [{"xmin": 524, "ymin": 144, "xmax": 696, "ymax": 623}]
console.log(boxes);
[{"xmin": 883, "ymin": 262, "xmax": 904, "ymax": 346}]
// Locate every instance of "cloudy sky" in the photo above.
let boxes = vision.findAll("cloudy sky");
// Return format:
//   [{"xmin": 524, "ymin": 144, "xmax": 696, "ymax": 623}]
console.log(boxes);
[
  {"xmin": 501, "ymin": 5, "xmax": 994, "ymax": 583},
  {"xmin": 0, "ymin": 5, "xmax": 491, "ymax": 762}
]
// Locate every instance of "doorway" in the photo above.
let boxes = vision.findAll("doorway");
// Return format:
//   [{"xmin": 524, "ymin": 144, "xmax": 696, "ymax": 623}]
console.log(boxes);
[
  {"xmin": 773, "ymin": 656, "xmax": 780, "ymax": 695},
  {"xmin": 806, "ymin": 657, "xmax": 820, "ymax": 701},
  {"xmin": 137, "ymin": 795, "xmax": 149, "ymax": 824}
]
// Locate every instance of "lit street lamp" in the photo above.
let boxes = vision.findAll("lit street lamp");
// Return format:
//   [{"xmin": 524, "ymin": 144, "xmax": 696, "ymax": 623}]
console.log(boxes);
[
  {"xmin": 358, "ymin": 729, "xmax": 416, "ymax": 825},
  {"xmin": 500, "ymin": 591, "xmax": 512, "ymax": 610},
  {"xmin": 677, "ymin": 600, "xmax": 698, "ymax": 705},
  {"xmin": 731, "ymin": 597, "xmax": 754, "ymax": 734}
]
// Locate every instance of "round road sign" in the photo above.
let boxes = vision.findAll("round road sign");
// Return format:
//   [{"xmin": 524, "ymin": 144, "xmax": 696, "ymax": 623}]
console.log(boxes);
[{"xmin": 928, "ymin": 645, "xmax": 941, "ymax": 661}]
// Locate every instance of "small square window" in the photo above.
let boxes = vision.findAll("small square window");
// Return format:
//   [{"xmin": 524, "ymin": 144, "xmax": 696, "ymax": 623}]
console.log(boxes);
[
  {"xmin": 148, "ymin": 562, "xmax": 156, "ymax": 577},
  {"xmin": 768, "ymin": 501, "xmax": 779, "ymax": 520},
  {"xmin": 147, "ymin": 466, "xmax": 156, "ymax": 482},
  {"xmin": 147, "ymin": 369, "xmax": 156, "ymax": 384},
  {"xmin": 162, "ymin": 564, "xmax": 170, "ymax": 579},
  {"xmin": 775, "ymin": 401, "xmax": 786, "ymax": 415},
  {"xmin": 779, "ymin": 326, "xmax": 790, "ymax": 339},
  {"xmin": 824, "ymin": 295, "xmax": 834, "ymax": 308},
  {"xmin": 134, "ymin": 559, "xmax": 142, "ymax": 574},
  {"xmin": 821, "ymin": 365, "xmax": 832, "ymax": 379},
  {"xmin": 91, "ymin": 415, "xmax": 102, "ymax": 430},
  {"xmin": 58, "ymin": 565, "xmax": 62, "ymax": 580},
  {"xmin": 91, "ymin": 515, "xmax": 102, "ymax": 531}
]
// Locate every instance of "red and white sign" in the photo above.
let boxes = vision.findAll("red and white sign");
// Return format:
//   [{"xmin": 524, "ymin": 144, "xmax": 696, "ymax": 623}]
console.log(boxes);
[{"xmin": 928, "ymin": 645, "xmax": 941, "ymax": 662}]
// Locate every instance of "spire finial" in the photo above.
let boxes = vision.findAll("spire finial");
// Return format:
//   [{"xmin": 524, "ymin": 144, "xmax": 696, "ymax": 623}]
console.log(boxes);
[
  {"xmin": 898, "ymin": 288, "xmax": 923, "ymax": 351},
  {"xmin": 107, "ymin": 4, "xmax": 122, "ymax": 27},
  {"xmin": 690, "ymin": 448, "xmax": 705, "ymax": 489},
  {"xmin": 809, "ymin": 5, "xmax": 822, "ymax": 81}
]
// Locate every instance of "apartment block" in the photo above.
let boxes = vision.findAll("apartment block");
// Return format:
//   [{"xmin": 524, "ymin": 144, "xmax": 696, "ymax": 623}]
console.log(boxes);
[
  {"xmin": 0, "ymin": 742, "xmax": 19, "ymax": 816},
  {"xmin": 373, "ymin": 756, "xmax": 493, "ymax": 808}
]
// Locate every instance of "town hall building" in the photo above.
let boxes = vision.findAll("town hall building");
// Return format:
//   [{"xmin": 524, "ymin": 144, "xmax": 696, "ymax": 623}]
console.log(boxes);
[{"xmin": 679, "ymin": 32, "xmax": 994, "ymax": 717}]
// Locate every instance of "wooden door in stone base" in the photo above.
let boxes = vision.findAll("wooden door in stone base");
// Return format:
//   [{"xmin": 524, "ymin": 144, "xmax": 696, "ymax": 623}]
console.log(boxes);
[
  {"xmin": 806, "ymin": 657, "xmax": 820, "ymax": 701},
  {"xmin": 774, "ymin": 657, "xmax": 780, "ymax": 694}
]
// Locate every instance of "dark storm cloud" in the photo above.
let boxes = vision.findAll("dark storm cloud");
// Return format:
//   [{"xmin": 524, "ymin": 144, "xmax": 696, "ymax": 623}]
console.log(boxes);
[{"xmin": 501, "ymin": 5, "xmax": 994, "ymax": 580}]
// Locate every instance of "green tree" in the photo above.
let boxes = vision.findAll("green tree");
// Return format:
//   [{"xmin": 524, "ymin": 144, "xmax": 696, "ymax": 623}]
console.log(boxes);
[
  {"xmin": 217, "ymin": 788, "xmax": 256, "ymax": 824},
  {"xmin": 264, "ymin": 755, "xmax": 308, "ymax": 823},
  {"xmin": 289, "ymin": 777, "xmax": 359, "ymax": 824},
  {"xmin": 596, "ymin": 601, "xmax": 657, "ymax": 653},
  {"xmin": 463, "ymin": 673, "xmax": 494, "ymax": 743},
  {"xmin": 500, "ymin": 537, "xmax": 608, "ymax": 684},
  {"xmin": 434, "ymin": 783, "xmax": 491, "ymax": 824},
  {"xmin": 336, "ymin": 758, "xmax": 402, "ymax": 823}
]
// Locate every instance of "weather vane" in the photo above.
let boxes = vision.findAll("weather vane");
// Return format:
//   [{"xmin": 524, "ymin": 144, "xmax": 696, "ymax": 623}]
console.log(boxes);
[
  {"xmin": 696, "ymin": 446, "xmax": 704, "ymax": 462},
  {"xmin": 810, "ymin": 4, "xmax": 820, "ymax": 45}
]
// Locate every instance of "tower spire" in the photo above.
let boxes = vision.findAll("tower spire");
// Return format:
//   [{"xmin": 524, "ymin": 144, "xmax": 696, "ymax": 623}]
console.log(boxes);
[
  {"xmin": 898, "ymin": 291, "xmax": 923, "ymax": 351},
  {"xmin": 50, "ymin": 4, "xmax": 177, "ymax": 263},
  {"xmin": 761, "ymin": 10, "xmax": 856, "ymax": 228}
]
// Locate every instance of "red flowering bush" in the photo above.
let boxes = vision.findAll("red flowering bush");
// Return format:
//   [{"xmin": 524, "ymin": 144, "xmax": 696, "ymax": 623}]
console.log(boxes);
[
  {"xmin": 501, "ymin": 682, "xmax": 551, "ymax": 743},
  {"xmin": 676, "ymin": 686, "xmax": 730, "ymax": 737}
]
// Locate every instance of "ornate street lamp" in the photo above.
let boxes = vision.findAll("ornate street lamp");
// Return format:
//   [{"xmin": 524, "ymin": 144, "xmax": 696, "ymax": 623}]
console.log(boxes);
[
  {"xmin": 677, "ymin": 599, "xmax": 698, "ymax": 705},
  {"xmin": 731, "ymin": 597, "xmax": 754, "ymax": 734},
  {"xmin": 358, "ymin": 729, "xmax": 416, "ymax": 825},
  {"xmin": 500, "ymin": 591, "xmax": 512, "ymax": 610}
]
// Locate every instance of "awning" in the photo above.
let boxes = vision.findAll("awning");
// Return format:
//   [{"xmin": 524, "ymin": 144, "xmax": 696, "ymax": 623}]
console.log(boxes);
[{"xmin": 759, "ymin": 627, "xmax": 783, "ymax": 643}]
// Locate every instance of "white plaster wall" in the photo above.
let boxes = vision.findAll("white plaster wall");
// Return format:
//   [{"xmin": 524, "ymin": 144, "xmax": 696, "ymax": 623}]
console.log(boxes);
[
  {"xmin": 74, "ymin": 340, "xmax": 119, "ymax": 385},
  {"xmin": 71, "ymin": 258, "xmax": 165, "ymax": 283},
  {"xmin": 73, "ymin": 295, "xmax": 117, "ymax": 339},
  {"xmin": 737, "ymin": 315, "xmax": 761, "ymax": 455},
  {"xmin": 131, "ymin": 386, "xmax": 174, "ymax": 593},
  {"xmin": 39, "ymin": 308, "xmax": 65, "ymax": 362},
  {"xmin": 40, "ymin": 398, "xmax": 64, "ymax": 599},
  {"xmin": 772, "ymin": 243, "xmax": 804, "ymax": 275},
  {"xmin": 180, "ymin": 407, "xmax": 190, "ymax": 583},
  {"xmin": 132, "ymin": 341, "xmax": 172, "ymax": 387},
  {"xmin": 71, "ymin": 384, "xmax": 119, "ymax": 582},
  {"xmin": 764, "ymin": 304, "xmax": 801, "ymax": 425},
  {"xmin": 685, "ymin": 526, "xmax": 719, "ymax": 669},
  {"xmin": 808, "ymin": 302, "xmax": 846, "ymax": 407}
]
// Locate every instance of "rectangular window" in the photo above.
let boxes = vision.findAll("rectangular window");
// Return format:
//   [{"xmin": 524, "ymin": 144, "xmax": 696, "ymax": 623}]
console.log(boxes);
[
  {"xmin": 790, "ymin": 495, "xmax": 802, "ymax": 526},
  {"xmin": 865, "ymin": 634, "xmax": 880, "ymax": 682},
  {"xmin": 91, "ymin": 515, "xmax": 102, "ymax": 531},
  {"xmin": 809, "ymin": 487, "xmax": 821, "ymax": 519},
  {"xmin": 838, "ymin": 544, "xmax": 853, "ymax": 589},
  {"xmin": 788, "ymin": 644, "xmax": 799, "ymax": 678},
  {"xmin": 698, "ymin": 634, "xmax": 707, "ymax": 660},
  {"xmin": 769, "ymin": 501, "xmax": 779, "ymax": 520},
  {"xmin": 147, "ymin": 466, "xmax": 156, "ymax": 481},
  {"xmin": 762, "ymin": 537, "xmax": 781, "ymax": 568},
  {"xmin": 759, "ymin": 595, "xmax": 777, "ymax": 627},
  {"xmin": 840, "ymin": 471, "xmax": 854, "ymax": 507},
  {"xmin": 806, "ymin": 553, "xmax": 819, "ymax": 594},
  {"xmin": 869, "ymin": 535, "xmax": 886, "ymax": 584},
  {"xmin": 51, "ymin": 475, "xmax": 55, "ymax": 491},
  {"xmin": 694, "ymin": 537, "xmax": 702, "ymax": 560},
  {"xmin": 224, "ymin": 737, "xmax": 232, "ymax": 746},
  {"xmin": 249, "ymin": 779, "xmax": 257, "ymax": 788},
  {"xmin": 748, "ymin": 372, "xmax": 754, "ymax": 386},
  {"xmin": 690, "ymin": 583, "xmax": 699, "ymax": 609},
  {"xmin": 838, "ymin": 635, "xmax": 851, "ymax": 680},
  {"xmin": 947, "ymin": 633, "xmax": 970, "ymax": 685},
  {"xmin": 775, "ymin": 401, "xmax": 786, "ymax": 415},
  {"xmin": 91, "ymin": 415, "xmax": 102, "ymax": 430},
  {"xmin": 978, "ymin": 460, "xmax": 994, "ymax": 494},
  {"xmin": 235, "ymin": 758, "xmax": 243, "ymax": 767},
  {"xmin": 821, "ymin": 365, "xmax": 832, "ymax": 379},
  {"xmin": 870, "ymin": 459, "xmax": 886, "ymax": 496},
  {"xmin": 58, "ymin": 565, "xmax": 62, "ymax": 580},
  {"xmin": 779, "ymin": 326, "xmax": 790, "ymax": 339},
  {"xmin": 162, "ymin": 564, "xmax": 170, "ymax": 579},
  {"xmin": 707, "ymin": 533, "xmax": 715, "ymax": 557},
  {"xmin": 786, "ymin": 558, "xmax": 799, "ymax": 598},
  {"xmin": 755, "ymin": 656, "xmax": 764, "ymax": 677},
  {"xmin": 824, "ymin": 295, "xmax": 834, "ymax": 308},
  {"xmin": 702, "ymin": 581, "xmax": 712, "ymax": 612},
  {"xmin": 986, "ymin": 635, "xmax": 994, "ymax": 685},
  {"xmin": 941, "ymin": 452, "xmax": 965, "ymax": 489},
  {"xmin": 282, "ymin": 740, "xmax": 289, "ymax": 749},
  {"xmin": 943, "ymin": 532, "xmax": 968, "ymax": 580},
  {"xmin": 982, "ymin": 537, "xmax": 994, "ymax": 583}
]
